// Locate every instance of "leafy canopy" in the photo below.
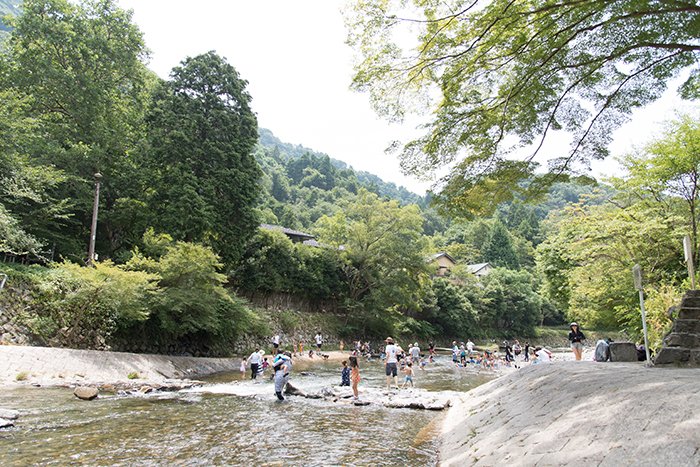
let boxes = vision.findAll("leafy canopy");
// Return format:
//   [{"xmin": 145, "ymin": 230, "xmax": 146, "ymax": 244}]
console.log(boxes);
[{"xmin": 345, "ymin": 0, "xmax": 700, "ymax": 214}]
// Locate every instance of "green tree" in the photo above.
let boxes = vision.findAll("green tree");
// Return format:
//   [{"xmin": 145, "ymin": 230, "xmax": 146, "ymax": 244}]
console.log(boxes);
[
  {"xmin": 1, "ymin": 0, "xmax": 153, "ymax": 258},
  {"xmin": 483, "ymin": 221, "xmax": 520, "ymax": 269},
  {"xmin": 346, "ymin": 0, "xmax": 700, "ymax": 213},
  {"xmin": 144, "ymin": 51, "xmax": 261, "ymax": 266},
  {"xmin": 126, "ymin": 233, "xmax": 252, "ymax": 342},
  {"xmin": 617, "ymin": 114, "xmax": 700, "ymax": 266},
  {"xmin": 315, "ymin": 189, "xmax": 430, "ymax": 320},
  {"xmin": 478, "ymin": 268, "xmax": 542, "ymax": 336}
]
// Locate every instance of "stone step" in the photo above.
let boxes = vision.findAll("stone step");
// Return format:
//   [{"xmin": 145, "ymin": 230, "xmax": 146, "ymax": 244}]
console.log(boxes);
[
  {"xmin": 684, "ymin": 290, "xmax": 700, "ymax": 298},
  {"xmin": 663, "ymin": 333, "xmax": 700, "ymax": 348},
  {"xmin": 655, "ymin": 347, "xmax": 691, "ymax": 365},
  {"xmin": 673, "ymin": 319, "xmax": 700, "ymax": 334},
  {"xmin": 678, "ymin": 307, "xmax": 700, "ymax": 320},
  {"xmin": 680, "ymin": 297, "xmax": 700, "ymax": 308}
]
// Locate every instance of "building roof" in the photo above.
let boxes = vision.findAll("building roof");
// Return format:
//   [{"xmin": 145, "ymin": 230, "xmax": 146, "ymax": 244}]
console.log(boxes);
[
  {"xmin": 259, "ymin": 224, "xmax": 315, "ymax": 240},
  {"xmin": 428, "ymin": 252, "xmax": 456, "ymax": 263},
  {"xmin": 467, "ymin": 262, "xmax": 491, "ymax": 273}
]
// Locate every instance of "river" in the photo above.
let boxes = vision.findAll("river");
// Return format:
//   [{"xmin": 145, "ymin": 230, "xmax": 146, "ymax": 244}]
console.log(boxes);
[{"xmin": 0, "ymin": 355, "xmax": 496, "ymax": 466}]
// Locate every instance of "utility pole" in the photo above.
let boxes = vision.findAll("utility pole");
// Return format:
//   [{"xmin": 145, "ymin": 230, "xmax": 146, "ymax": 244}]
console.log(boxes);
[
  {"xmin": 87, "ymin": 172, "xmax": 102, "ymax": 266},
  {"xmin": 632, "ymin": 264, "xmax": 652, "ymax": 367}
]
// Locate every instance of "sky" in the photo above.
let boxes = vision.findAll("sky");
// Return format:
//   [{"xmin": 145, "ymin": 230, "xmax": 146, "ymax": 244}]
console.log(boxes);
[{"xmin": 117, "ymin": 0, "xmax": 696, "ymax": 194}]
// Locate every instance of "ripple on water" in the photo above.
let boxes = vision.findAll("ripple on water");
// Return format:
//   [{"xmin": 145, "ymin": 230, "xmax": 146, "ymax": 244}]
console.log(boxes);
[{"xmin": 0, "ymin": 356, "xmax": 496, "ymax": 466}]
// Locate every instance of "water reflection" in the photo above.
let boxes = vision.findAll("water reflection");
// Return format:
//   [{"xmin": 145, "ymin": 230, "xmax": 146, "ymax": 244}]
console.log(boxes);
[{"xmin": 0, "ymin": 355, "xmax": 496, "ymax": 466}]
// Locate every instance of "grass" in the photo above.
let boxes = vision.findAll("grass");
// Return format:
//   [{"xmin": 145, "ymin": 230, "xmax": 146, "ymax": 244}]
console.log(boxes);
[
  {"xmin": 15, "ymin": 371, "xmax": 29, "ymax": 381},
  {"xmin": 127, "ymin": 371, "xmax": 140, "ymax": 379}
]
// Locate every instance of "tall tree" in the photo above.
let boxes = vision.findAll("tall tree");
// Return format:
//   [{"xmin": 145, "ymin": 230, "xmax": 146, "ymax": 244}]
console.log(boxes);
[
  {"xmin": 144, "ymin": 51, "xmax": 261, "ymax": 266},
  {"xmin": 345, "ymin": 0, "xmax": 700, "ymax": 214},
  {"xmin": 1, "ymin": 0, "xmax": 152, "ymax": 259},
  {"xmin": 314, "ymin": 189, "xmax": 429, "ymax": 313},
  {"xmin": 617, "ymin": 114, "xmax": 700, "ymax": 266},
  {"xmin": 483, "ymin": 221, "xmax": 519, "ymax": 269}
]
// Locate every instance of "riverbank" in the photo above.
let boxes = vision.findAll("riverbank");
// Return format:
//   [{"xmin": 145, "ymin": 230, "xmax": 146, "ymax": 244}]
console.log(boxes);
[
  {"xmin": 440, "ymin": 361, "xmax": 700, "ymax": 466},
  {"xmin": 0, "ymin": 344, "xmax": 350, "ymax": 388}
]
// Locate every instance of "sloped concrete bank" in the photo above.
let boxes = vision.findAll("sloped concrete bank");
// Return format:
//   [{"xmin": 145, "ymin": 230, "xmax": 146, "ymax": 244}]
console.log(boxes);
[
  {"xmin": 0, "ymin": 345, "xmax": 241, "ymax": 388},
  {"xmin": 440, "ymin": 361, "xmax": 700, "ymax": 466}
]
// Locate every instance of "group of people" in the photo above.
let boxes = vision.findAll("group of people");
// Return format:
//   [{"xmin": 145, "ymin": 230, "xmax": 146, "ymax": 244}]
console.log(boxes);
[{"xmin": 239, "ymin": 322, "xmax": 590, "ymax": 402}]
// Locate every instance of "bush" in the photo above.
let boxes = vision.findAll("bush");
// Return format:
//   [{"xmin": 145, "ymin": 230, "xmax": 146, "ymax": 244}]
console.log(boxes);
[{"xmin": 19, "ymin": 261, "xmax": 158, "ymax": 349}]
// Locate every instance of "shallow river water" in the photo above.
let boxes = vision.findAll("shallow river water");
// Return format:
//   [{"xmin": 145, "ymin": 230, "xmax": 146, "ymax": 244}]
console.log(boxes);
[{"xmin": 0, "ymin": 355, "xmax": 495, "ymax": 466}]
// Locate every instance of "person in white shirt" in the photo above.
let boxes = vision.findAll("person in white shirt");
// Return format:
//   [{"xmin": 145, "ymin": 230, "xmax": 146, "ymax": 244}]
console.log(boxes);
[
  {"xmin": 466, "ymin": 339, "xmax": 475, "ymax": 355},
  {"xmin": 409, "ymin": 343, "xmax": 421, "ymax": 362},
  {"xmin": 533, "ymin": 346, "xmax": 553, "ymax": 364},
  {"xmin": 272, "ymin": 334, "xmax": 280, "ymax": 350},
  {"xmin": 314, "ymin": 333, "xmax": 323, "ymax": 352},
  {"xmin": 247, "ymin": 348, "xmax": 263, "ymax": 379},
  {"xmin": 384, "ymin": 337, "xmax": 399, "ymax": 389}
]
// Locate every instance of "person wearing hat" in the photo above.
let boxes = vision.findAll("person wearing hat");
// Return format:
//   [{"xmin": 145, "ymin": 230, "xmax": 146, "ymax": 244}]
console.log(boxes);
[
  {"xmin": 568, "ymin": 322, "xmax": 586, "ymax": 361},
  {"xmin": 384, "ymin": 337, "xmax": 399, "ymax": 389}
]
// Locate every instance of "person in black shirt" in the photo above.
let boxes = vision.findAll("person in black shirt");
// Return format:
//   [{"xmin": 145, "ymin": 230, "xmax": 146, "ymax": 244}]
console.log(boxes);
[{"xmin": 568, "ymin": 322, "xmax": 586, "ymax": 361}]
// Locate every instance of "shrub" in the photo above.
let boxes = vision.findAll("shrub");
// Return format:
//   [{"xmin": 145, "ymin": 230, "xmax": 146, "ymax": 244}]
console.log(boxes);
[{"xmin": 20, "ymin": 261, "xmax": 158, "ymax": 349}]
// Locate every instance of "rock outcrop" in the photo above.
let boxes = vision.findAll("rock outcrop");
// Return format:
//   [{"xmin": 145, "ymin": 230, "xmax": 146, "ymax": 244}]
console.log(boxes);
[{"xmin": 655, "ymin": 290, "xmax": 700, "ymax": 366}]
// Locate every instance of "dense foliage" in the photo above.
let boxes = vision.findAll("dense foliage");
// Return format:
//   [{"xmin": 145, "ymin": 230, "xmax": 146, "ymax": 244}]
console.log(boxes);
[
  {"xmin": 345, "ymin": 0, "xmax": 700, "ymax": 214},
  {"xmin": 0, "ymin": 0, "xmax": 695, "ymax": 354}
]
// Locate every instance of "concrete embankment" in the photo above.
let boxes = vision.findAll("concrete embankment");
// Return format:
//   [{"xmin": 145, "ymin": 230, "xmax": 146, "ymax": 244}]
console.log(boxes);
[
  {"xmin": 0, "ymin": 345, "xmax": 349, "ymax": 388},
  {"xmin": 440, "ymin": 361, "xmax": 700, "ymax": 466},
  {"xmin": 0, "ymin": 345, "xmax": 242, "ymax": 387}
]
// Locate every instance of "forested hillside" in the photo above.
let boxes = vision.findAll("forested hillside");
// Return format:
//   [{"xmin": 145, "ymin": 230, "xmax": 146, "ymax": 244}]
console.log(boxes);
[{"xmin": 0, "ymin": 0, "xmax": 693, "ymax": 356}]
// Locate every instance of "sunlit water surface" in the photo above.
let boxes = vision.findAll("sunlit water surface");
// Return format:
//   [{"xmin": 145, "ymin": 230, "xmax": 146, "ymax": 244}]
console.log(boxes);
[{"xmin": 0, "ymin": 355, "xmax": 496, "ymax": 466}]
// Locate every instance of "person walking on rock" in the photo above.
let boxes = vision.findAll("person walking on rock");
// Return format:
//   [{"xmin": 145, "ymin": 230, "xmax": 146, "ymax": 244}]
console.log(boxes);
[
  {"xmin": 314, "ymin": 332, "xmax": 323, "ymax": 353},
  {"xmin": 247, "ymin": 348, "xmax": 263, "ymax": 380},
  {"xmin": 384, "ymin": 337, "xmax": 399, "ymax": 389},
  {"xmin": 568, "ymin": 322, "xmax": 586, "ymax": 361}
]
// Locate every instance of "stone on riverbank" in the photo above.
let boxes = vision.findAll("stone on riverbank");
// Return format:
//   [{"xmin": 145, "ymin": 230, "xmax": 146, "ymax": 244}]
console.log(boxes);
[
  {"xmin": 609, "ymin": 342, "xmax": 637, "ymax": 361},
  {"xmin": 0, "ymin": 418, "xmax": 14, "ymax": 428},
  {"xmin": 0, "ymin": 408, "xmax": 19, "ymax": 420},
  {"xmin": 73, "ymin": 386, "xmax": 99, "ymax": 400}
]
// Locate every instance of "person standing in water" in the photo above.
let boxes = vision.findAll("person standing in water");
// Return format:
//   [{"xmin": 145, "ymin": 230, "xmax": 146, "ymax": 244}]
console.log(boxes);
[
  {"xmin": 247, "ymin": 348, "xmax": 263, "ymax": 380},
  {"xmin": 273, "ymin": 350, "xmax": 292, "ymax": 401},
  {"xmin": 568, "ymin": 322, "xmax": 586, "ymax": 361},
  {"xmin": 384, "ymin": 337, "xmax": 399, "ymax": 389},
  {"xmin": 349, "ymin": 355, "xmax": 361, "ymax": 400}
]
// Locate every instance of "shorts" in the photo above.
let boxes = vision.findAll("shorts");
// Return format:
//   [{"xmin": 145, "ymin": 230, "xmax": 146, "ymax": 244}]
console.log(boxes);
[
  {"xmin": 316, "ymin": 343, "xmax": 322, "ymax": 349},
  {"xmin": 571, "ymin": 342, "xmax": 583, "ymax": 351},
  {"xmin": 404, "ymin": 376, "xmax": 413, "ymax": 383},
  {"xmin": 385, "ymin": 362, "xmax": 398, "ymax": 377},
  {"xmin": 273, "ymin": 343, "xmax": 279, "ymax": 349}
]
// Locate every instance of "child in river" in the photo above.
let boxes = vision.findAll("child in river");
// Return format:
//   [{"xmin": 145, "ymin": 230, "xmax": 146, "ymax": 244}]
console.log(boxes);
[
  {"xmin": 239, "ymin": 359, "xmax": 246, "ymax": 375},
  {"xmin": 349, "ymin": 355, "xmax": 361, "ymax": 400},
  {"xmin": 340, "ymin": 360, "xmax": 350, "ymax": 386},
  {"xmin": 401, "ymin": 362, "xmax": 415, "ymax": 388}
]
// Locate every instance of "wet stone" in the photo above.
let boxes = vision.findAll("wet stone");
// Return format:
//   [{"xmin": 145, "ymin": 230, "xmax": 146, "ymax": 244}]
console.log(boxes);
[
  {"xmin": 0, "ymin": 409, "xmax": 19, "ymax": 420},
  {"xmin": 73, "ymin": 386, "xmax": 99, "ymax": 400}
]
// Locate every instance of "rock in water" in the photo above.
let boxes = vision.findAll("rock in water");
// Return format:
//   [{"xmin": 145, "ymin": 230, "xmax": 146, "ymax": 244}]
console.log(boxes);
[
  {"xmin": 284, "ymin": 382, "xmax": 307, "ymax": 397},
  {"xmin": 0, "ymin": 418, "xmax": 13, "ymax": 428},
  {"xmin": 74, "ymin": 386, "xmax": 99, "ymax": 400},
  {"xmin": 0, "ymin": 409, "xmax": 19, "ymax": 420}
]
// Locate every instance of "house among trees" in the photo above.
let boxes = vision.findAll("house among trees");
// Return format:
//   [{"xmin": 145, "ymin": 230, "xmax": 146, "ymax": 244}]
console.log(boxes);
[
  {"xmin": 428, "ymin": 252, "xmax": 456, "ymax": 276},
  {"xmin": 259, "ymin": 224, "xmax": 315, "ymax": 244},
  {"xmin": 467, "ymin": 262, "xmax": 493, "ymax": 278}
]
